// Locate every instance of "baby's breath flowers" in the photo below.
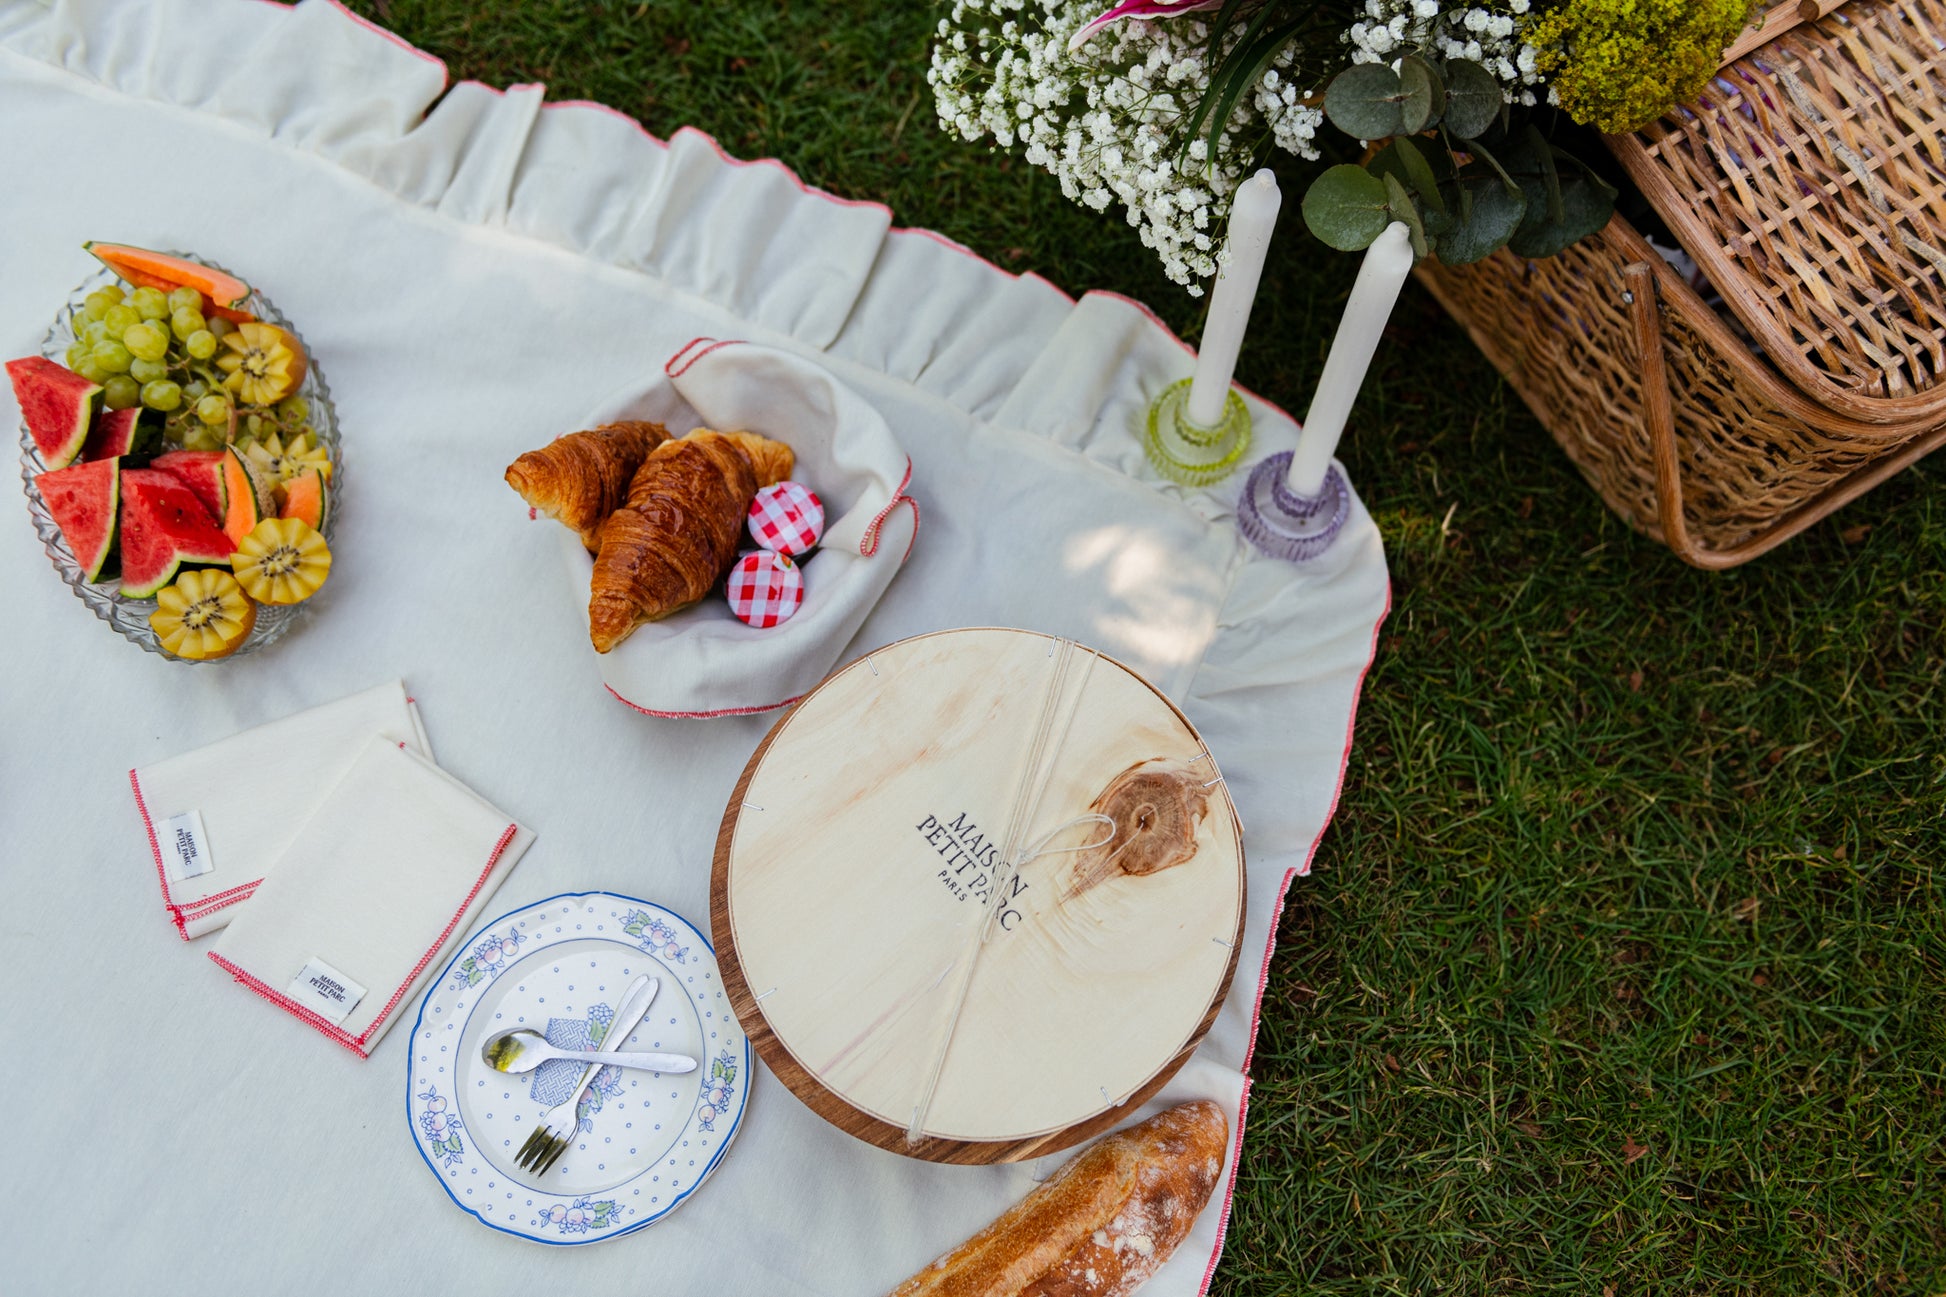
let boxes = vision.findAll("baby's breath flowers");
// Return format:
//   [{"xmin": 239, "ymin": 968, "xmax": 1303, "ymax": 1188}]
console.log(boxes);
[
  {"xmin": 933, "ymin": 0, "xmax": 1748, "ymax": 282},
  {"xmin": 929, "ymin": 0, "xmax": 1324, "ymax": 293},
  {"xmin": 1345, "ymin": 0, "xmax": 1545, "ymax": 104}
]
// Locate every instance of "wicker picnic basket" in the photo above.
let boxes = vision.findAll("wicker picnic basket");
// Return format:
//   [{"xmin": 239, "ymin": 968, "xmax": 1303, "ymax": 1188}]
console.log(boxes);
[{"xmin": 1416, "ymin": 0, "xmax": 1946, "ymax": 567}]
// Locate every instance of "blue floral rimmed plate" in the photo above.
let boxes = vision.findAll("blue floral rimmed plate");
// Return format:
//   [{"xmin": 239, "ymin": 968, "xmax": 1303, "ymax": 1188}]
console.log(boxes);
[{"xmin": 405, "ymin": 891, "xmax": 751, "ymax": 1246}]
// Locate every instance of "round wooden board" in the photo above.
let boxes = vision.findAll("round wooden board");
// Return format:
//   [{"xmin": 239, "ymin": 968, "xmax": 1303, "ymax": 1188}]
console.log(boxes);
[{"xmin": 712, "ymin": 627, "xmax": 1244, "ymax": 1164}]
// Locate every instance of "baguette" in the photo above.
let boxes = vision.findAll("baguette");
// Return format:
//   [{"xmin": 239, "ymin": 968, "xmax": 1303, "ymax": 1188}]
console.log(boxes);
[{"xmin": 887, "ymin": 1101, "xmax": 1228, "ymax": 1297}]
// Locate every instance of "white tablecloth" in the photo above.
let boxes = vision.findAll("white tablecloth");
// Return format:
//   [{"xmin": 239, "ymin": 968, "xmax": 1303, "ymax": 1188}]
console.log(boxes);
[{"xmin": 0, "ymin": 1, "xmax": 1389, "ymax": 1292}]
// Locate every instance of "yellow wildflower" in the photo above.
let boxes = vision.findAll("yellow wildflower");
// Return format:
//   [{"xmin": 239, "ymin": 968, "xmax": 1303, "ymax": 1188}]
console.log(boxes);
[{"xmin": 1529, "ymin": 0, "xmax": 1757, "ymax": 135}]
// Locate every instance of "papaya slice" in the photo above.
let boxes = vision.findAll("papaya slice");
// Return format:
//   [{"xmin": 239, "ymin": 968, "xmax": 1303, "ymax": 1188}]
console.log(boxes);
[{"xmin": 83, "ymin": 242, "xmax": 255, "ymax": 323}]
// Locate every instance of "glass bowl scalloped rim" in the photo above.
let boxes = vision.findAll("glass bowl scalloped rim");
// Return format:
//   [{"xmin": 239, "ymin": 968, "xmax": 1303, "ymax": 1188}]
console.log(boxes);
[{"xmin": 16, "ymin": 252, "xmax": 341, "ymax": 663}]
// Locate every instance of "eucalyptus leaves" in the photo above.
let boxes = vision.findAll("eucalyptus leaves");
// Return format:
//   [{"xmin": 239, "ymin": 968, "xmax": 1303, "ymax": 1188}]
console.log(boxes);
[{"xmin": 1300, "ymin": 53, "xmax": 1616, "ymax": 263}]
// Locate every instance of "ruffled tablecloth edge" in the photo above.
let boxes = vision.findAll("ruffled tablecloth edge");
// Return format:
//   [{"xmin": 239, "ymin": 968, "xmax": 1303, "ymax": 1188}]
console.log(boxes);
[{"xmin": 0, "ymin": 1, "xmax": 1395, "ymax": 1288}]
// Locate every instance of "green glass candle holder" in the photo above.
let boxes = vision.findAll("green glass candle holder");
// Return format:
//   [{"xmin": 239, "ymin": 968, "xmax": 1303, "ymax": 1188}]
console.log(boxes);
[{"xmin": 1143, "ymin": 378, "xmax": 1251, "ymax": 487}]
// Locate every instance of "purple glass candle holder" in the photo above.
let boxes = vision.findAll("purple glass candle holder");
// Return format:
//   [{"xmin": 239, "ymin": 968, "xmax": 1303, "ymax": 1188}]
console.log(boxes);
[{"xmin": 1237, "ymin": 451, "xmax": 1349, "ymax": 562}]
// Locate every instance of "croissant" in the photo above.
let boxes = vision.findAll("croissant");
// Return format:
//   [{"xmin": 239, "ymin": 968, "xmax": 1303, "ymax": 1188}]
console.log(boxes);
[
  {"xmin": 587, "ymin": 429, "xmax": 796, "ymax": 653},
  {"xmin": 505, "ymin": 420, "xmax": 669, "ymax": 551},
  {"xmin": 715, "ymin": 430, "xmax": 795, "ymax": 490}
]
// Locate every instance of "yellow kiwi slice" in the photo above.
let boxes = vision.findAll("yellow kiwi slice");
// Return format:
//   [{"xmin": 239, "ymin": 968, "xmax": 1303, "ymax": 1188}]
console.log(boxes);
[
  {"xmin": 230, "ymin": 517, "xmax": 331, "ymax": 605},
  {"xmin": 150, "ymin": 569, "xmax": 257, "ymax": 660}
]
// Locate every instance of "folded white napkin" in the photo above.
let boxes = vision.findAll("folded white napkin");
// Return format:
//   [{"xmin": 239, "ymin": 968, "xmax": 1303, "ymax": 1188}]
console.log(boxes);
[
  {"xmin": 130, "ymin": 681, "xmax": 431, "ymax": 940},
  {"xmin": 208, "ymin": 735, "xmax": 534, "ymax": 1057}
]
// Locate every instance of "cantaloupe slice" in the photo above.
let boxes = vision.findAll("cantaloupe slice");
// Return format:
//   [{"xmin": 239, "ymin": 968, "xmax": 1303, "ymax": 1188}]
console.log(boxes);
[
  {"xmin": 83, "ymin": 242, "xmax": 255, "ymax": 323},
  {"xmin": 280, "ymin": 468, "xmax": 328, "ymax": 531},
  {"xmin": 219, "ymin": 447, "xmax": 269, "ymax": 547}
]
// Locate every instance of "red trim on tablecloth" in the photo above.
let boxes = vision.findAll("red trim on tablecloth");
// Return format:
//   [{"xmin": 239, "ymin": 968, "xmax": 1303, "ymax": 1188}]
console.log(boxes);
[
  {"xmin": 322, "ymin": 0, "xmax": 448, "ymax": 83},
  {"xmin": 205, "ymin": 822, "xmax": 519, "ymax": 1058},
  {"xmin": 549, "ymin": 98, "xmax": 668, "ymax": 144},
  {"xmin": 1195, "ymin": 584, "xmax": 1387, "ymax": 1293},
  {"xmin": 527, "ymin": 106, "xmax": 1082, "ymax": 315},
  {"xmin": 1087, "ymin": 289, "xmax": 1304, "ymax": 432},
  {"xmin": 1298, "ymin": 581, "xmax": 1391, "ymax": 878},
  {"xmin": 1200, "ymin": 1075, "xmax": 1253, "ymax": 1296},
  {"xmin": 604, "ymin": 684, "xmax": 802, "ymax": 720},
  {"xmin": 888, "ymin": 226, "xmax": 1079, "ymax": 304},
  {"xmin": 1238, "ymin": 583, "xmax": 1391, "ymax": 1082},
  {"xmin": 318, "ymin": 9, "xmax": 1330, "ymax": 444},
  {"xmin": 673, "ymin": 125, "xmax": 895, "ymax": 215}
]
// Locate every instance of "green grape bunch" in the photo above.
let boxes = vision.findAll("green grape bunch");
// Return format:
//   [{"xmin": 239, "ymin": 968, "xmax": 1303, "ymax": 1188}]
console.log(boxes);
[{"xmin": 64, "ymin": 281, "xmax": 312, "ymax": 454}]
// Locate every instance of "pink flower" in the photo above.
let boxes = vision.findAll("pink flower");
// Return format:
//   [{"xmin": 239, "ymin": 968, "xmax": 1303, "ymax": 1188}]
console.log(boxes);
[{"xmin": 1068, "ymin": 0, "xmax": 1225, "ymax": 54}]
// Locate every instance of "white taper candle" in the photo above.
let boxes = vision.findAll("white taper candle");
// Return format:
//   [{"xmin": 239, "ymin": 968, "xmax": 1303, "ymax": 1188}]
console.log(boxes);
[
  {"xmin": 1287, "ymin": 221, "xmax": 1415, "ymax": 495},
  {"xmin": 1185, "ymin": 168, "xmax": 1281, "ymax": 428}
]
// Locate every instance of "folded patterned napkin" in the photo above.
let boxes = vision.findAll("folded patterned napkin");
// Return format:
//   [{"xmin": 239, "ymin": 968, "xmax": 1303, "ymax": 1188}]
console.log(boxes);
[
  {"xmin": 208, "ymin": 735, "xmax": 534, "ymax": 1058},
  {"xmin": 130, "ymin": 681, "xmax": 431, "ymax": 939}
]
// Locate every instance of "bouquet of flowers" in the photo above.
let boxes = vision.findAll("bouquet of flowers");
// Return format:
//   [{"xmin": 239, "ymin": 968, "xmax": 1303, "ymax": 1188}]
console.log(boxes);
[{"xmin": 929, "ymin": 0, "xmax": 1756, "ymax": 291}]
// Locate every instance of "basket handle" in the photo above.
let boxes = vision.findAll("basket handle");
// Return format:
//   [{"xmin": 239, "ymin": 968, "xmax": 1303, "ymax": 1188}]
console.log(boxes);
[
  {"xmin": 1717, "ymin": 0, "xmax": 1846, "ymax": 69},
  {"xmin": 1621, "ymin": 262, "xmax": 1722, "ymax": 566},
  {"xmin": 1623, "ymin": 261, "xmax": 1946, "ymax": 567}
]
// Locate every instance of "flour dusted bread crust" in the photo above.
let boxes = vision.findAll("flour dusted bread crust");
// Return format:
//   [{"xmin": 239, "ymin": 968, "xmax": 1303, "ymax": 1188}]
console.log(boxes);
[
  {"xmin": 504, "ymin": 420, "xmax": 669, "ymax": 551},
  {"xmin": 887, "ymin": 1101, "xmax": 1228, "ymax": 1297}
]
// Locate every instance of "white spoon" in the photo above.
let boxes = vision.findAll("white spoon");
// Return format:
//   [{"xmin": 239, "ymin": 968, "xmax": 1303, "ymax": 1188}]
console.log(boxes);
[{"xmin": 481, "ymin": 1027, "xmax": 698, "ymax": 1075}]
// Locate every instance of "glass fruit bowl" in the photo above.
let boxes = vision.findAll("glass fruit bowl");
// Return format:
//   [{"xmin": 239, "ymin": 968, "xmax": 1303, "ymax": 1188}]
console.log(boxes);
[{"xmin": 17, "ymin": 253, "xmax": 341, "ymax": 662}]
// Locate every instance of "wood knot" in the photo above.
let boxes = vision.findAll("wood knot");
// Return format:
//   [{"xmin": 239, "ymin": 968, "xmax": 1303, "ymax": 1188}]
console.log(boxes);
[{"xmin": 1064, "ymin": 759, "xmax": 1210, "ymax": 902}]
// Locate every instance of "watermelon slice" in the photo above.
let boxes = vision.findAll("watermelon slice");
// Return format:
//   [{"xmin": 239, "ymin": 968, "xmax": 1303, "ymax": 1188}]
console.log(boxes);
[
  {"xmin": 118, "ymin": 468, "xmax": 236, "ymax": 598},
  {"xmin": 82, "ymin": 405, "xmax": 159, "ymax": 462},
  {"xmin": 151, "ymin": 449, "xmax": 227, "ymax": 520},
  {"xmin": 153, "ymin": 447, "xmax": 271, "ymax": 548},
  {"xmin": 34, "ymin": 457, "xmax": 121, "ymax": 582},
  {"xmin": 8, "ymin": 357, "xmax": 102, "ymax": 469}
]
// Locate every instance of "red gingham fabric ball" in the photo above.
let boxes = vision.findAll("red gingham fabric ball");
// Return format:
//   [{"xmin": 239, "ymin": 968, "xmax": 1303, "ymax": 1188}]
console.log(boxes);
[
  {"xmin": 724, "ymin": 550, "xmax": 804, "ymax": 629},
  {"xmin": 747, "ymin": 480, "xmax": 824, "ymax": 557}
]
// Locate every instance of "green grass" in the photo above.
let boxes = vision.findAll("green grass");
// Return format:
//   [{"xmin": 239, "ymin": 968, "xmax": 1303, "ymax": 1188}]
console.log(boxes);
[{"xmin": 350, "ymin": 3, "xmax": 1946, "ymax": 1290}]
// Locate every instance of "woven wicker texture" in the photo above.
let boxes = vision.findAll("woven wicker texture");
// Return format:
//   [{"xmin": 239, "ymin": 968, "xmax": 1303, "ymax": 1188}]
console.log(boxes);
[
  {"xmin": 1418, "ymin": 213, "xmax": 1946, "ymax": 563},
  {"xmin": 1418, "ymin": 0, "xmax": 1946, "ymax": 567},
  {"xmin": 1613, "ymin": 0, "xmax": 1946, "ymax": 417}
]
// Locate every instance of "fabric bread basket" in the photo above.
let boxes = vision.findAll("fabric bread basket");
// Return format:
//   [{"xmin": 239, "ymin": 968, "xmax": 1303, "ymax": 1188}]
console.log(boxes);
[{"xmin": 562, "ymin": 338, "xmax": 916, "ymax": 717}]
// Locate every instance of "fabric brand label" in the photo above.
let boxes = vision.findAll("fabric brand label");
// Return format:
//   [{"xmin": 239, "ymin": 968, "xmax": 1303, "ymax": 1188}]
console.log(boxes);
[
  {"xmin": 159, "ymin": 810, "xmax": 214, "ymax": 882},
  {"xmin": 287, "ymin": 957, "xmax": 368, "ymax": 1026}
]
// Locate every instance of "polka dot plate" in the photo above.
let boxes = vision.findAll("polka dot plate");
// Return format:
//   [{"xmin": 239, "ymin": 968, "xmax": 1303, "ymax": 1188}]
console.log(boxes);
[{"xmin": 405, "ymin": 891, "xmax": 751, "ymax": 1245}]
